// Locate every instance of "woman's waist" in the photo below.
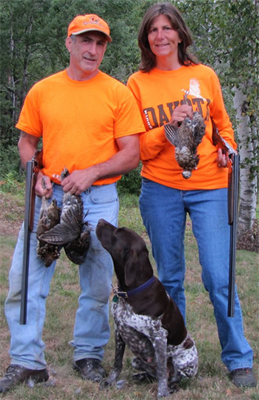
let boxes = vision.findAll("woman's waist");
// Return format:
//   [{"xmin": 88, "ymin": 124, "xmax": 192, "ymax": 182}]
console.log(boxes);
[{"xmin": 141, "ymin": 160, "xmax": 228, "ymax": 190}]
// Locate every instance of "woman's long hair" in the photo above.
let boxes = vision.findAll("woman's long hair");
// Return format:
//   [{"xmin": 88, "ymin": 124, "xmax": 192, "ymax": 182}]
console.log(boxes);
[{"xmin": 138, "ymin": 3, "xmax": 199, "ymax": 72}]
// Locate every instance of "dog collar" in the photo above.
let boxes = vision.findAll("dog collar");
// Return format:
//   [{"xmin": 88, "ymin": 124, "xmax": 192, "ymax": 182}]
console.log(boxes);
[{"xmin": 112, "ymin": 275, "xmax": 156, "ymax": 300}]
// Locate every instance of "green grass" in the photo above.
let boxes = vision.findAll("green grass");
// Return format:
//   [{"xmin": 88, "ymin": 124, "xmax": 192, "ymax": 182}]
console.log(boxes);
[{"xmin": 0, "ymin": 192, "xmax": 258, "ymax": 400}]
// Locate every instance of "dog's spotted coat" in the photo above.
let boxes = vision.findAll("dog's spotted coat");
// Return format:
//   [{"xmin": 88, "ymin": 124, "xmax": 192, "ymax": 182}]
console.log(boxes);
[
  {"xmin": 112, "ymin": 295, "xmax": 198, "ymax": 383},
  {"xmin": 96, "ymin": 219, "xmax": 198, "ymax": 398}
]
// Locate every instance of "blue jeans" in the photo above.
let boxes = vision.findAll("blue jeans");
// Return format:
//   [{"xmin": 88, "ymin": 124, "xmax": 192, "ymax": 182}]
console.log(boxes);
[
  {"xmin": 5, "ymin": 183, "xmax": 119, "ymax": 370},
  {"xmin": 139, "ymin": 178, "xmax": 254, "ymax": 372}
]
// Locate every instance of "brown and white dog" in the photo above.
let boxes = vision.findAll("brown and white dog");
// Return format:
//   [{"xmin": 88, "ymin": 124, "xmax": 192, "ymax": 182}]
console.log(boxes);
[{"xmin": 96, "ymin": 219, "xmax": 198, "ymax": 398}]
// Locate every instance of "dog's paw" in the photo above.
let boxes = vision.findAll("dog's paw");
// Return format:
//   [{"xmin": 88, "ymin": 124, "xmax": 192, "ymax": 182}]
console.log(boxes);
[
  {"xmin": 157, "ymin": 388, "xmax": 170, "ymax": 398},
  {"xmin": 132, "ymin": 372, "xmax": 156, "ymax": 383},
  {"xmin": 116, "ymin": 379, "xmax": 127, "ymax": 389},
  {"xmin": 99, "ymin": 378, "xmax": 127, "ymax": 391},
  {"xmin": 99, "ymin": 379, "xmax": 112, "ymax": 390},
  {"xmin": 168, "ymin": 382, "xmax": 180, "ymax": 393}
]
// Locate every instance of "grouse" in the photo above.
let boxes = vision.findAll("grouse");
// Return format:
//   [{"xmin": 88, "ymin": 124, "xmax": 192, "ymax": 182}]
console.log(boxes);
[
  {"xmin": 164, "ymin": 111, "xmax": 206, "ymax": 179},
  {"xmin": 38, "ymin": 168, "xmax": 91, "ymax": 264},
  {"xmin": 36, "ymin": 195, "xmax": 61, "ymax": 267}
]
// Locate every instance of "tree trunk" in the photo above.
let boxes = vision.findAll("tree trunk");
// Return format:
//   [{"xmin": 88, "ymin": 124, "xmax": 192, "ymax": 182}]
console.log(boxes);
[{"xmin": 233, "ymin": 86, "xmax": 258, "ymax": 249}]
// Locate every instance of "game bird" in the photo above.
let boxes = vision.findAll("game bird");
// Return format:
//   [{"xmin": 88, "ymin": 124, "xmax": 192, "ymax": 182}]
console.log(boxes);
[
  {"xmin": 36, "ymin": 195, "xmax": 61, "ymax": 267},
  {"xmin": 38, "ymin": 168, "xmax": 91, "ymax": 264},
  {"xmin": 164, "ymin": 92, "xmax": 206, "ymax": 179}
]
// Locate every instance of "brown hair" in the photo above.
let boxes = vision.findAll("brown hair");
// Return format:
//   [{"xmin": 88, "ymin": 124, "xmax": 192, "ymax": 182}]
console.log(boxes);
[{"xmin": 138, "ymin": 2, "xmax": 199, "ymax": 72}]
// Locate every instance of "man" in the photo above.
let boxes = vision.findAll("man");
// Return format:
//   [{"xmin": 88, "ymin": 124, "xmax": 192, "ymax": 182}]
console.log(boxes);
[{"xmin": 0, "ymin": 14, "xmax": 144, "ymax": 394}]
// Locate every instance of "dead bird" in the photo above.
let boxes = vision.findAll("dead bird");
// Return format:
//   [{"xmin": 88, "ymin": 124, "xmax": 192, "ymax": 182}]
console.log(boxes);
[
  {"xmin": 38, "ymin": 168, "xmax": 91, "ymax": 264},
  {"xmin": 36, "ymin": 195, "xmax": 61, "ymax": 267},
  {"xmin": 164, "ymin": 92, "xmax": 206, "ymax": 179}
]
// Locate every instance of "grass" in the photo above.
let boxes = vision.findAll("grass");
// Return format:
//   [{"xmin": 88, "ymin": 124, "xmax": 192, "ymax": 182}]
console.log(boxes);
[{"xmin": 0, "ymin": 192, "xmax": 258, "ymax": 400}]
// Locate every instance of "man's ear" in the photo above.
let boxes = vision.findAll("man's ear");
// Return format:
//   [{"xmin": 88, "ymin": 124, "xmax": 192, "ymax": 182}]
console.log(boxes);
[{"xmin": 65, "ymin": 36, "xmax": 72, "ymax": 52}]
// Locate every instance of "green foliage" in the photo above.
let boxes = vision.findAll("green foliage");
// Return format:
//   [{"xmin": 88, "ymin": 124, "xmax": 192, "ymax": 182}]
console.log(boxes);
[
  {"xmin": 0, "ymin": 0, "xmax": 258, "ymax": 184},
  {"xmin": 0, "ymin": 143, "xmax": 23, "ymax": 181},
  {"xmin": 0, "ymin": 172, "xmax": 25, "ymax": 195},
  {"xmin": 117, "ymin": 163, "xmax": 142, "ymax": 196}
]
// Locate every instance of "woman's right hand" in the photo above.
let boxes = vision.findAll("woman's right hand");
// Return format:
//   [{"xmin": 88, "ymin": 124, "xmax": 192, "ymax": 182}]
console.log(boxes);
[{"xmin": 168, "ymin": 104, "xmax": 193, "ymax": 126}]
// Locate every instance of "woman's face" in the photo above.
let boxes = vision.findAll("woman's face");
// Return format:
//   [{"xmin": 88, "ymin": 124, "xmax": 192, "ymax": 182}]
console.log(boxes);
[{"xmin": 147, "ymin": 14, "xmax": 181, "ymax": 60}]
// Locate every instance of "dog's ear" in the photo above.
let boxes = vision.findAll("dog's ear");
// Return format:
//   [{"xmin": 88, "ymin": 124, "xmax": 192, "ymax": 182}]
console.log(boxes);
[{"xmin": 124, "ymin": 248, "xmax": 138, "ymax": 287}]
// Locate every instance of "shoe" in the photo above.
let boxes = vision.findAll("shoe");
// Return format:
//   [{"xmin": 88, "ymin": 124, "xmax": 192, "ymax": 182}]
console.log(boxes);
[
  {"xmin": 231, "ymin": 368, "xmax": 257, "ymax": 388},
  {"xmin": 73, "ymin": 358, "xmax": 106, "ymax": 382},
  {"xmin": 0, "ymin": 364, "xmax": 49, "ymax": 393}
]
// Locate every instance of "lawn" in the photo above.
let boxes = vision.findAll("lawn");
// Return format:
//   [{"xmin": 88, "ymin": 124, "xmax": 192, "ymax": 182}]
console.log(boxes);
[{"xmin": 0, "ymin": 192, "xmax": 258, "ymax": 400}]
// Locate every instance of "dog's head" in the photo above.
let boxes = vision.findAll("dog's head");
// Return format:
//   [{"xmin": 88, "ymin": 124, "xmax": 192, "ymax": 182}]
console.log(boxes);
[{"xmin": 96, "ymin": 219, "xmax": 152, "ymax": 289}]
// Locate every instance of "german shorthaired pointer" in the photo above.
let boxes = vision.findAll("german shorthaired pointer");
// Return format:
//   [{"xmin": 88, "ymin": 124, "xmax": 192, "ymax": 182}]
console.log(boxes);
[{"xmin": 96, "ymin": 219, "xmax": 198, "ymax": 398}]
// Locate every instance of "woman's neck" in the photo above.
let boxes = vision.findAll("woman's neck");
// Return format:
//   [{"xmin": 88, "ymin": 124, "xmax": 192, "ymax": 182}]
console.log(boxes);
[{"xmin": 155, "ymin": 54, "xmax": 182, "ymax": 71}]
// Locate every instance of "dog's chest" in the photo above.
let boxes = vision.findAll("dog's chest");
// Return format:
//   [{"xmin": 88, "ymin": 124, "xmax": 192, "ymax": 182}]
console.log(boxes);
[
  {"xmin": 111, "ymin": 297, "xmax": 166, "ymax": 357},
  {"xmin": 112, "ymin": 297, "xmax": 164, "ymax": 334},
  {"xmin": 111, "ymin": 296, "xmax": 199, "ymax": 379}
]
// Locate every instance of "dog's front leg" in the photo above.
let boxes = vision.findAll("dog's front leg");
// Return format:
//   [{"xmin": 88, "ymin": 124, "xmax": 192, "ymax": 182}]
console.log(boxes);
[
  {"xmin": 153, "ymin": 332, "xmax": 170, "ymax": 398},
  {"xmin": 100, "ymin": 327, "xmax": 125, "ymax": 389}
]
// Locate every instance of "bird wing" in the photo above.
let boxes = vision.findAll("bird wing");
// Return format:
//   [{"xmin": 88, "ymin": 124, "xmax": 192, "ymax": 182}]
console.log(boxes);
[
  {"xmin": 164, "ymin": 124, "xmax": 179, "ymax": 147},
  {"xmin": 192, "ymin": 112, "xmax": 206, "ymax": 146},
  {"xmin": 39, "ymin": 203, "xmax": 82, "ymax": 245}
]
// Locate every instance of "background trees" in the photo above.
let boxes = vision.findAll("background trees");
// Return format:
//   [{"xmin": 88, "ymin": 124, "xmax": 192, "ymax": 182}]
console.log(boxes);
[{"xmin": 0, "ymin": 0, "xmax": 258, "ymax": 246}]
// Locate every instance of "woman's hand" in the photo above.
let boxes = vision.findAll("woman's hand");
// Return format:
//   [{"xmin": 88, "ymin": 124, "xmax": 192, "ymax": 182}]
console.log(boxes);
[
  {"xmin": 217, "ymin": 148, "xmax": 229, "ymax": 168},
  {"xmin": 168, "ymin": 104, "xmax": 193, "ymax": 126}
]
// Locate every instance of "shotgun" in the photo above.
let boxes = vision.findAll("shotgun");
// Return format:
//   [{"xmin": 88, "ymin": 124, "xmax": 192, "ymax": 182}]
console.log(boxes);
[
  {"xmin": 20, "ymin": 150, "xmax": 42, "ymax": 324},
  {"xmin": 212, "ymin": 125, "xmax": 239, "ymax": 317}
]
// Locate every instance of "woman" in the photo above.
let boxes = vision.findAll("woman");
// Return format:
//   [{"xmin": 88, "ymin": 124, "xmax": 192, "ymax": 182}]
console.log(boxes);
[{"xmin": 127, "ymin": 2, "xmax": 256, "ymax": 388}]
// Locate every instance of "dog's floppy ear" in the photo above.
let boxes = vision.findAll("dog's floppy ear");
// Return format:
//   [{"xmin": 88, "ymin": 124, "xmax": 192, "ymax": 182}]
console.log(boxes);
[{"xmin": 124, "ymin": 248, "xmax": 138, "ymax": 287}]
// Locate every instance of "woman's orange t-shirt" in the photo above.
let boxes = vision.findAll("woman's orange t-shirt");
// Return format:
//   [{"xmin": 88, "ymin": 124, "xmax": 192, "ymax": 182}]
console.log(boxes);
[{"xmin": 127, "ymin": 64, "xmax": 237, "ymax": 190}]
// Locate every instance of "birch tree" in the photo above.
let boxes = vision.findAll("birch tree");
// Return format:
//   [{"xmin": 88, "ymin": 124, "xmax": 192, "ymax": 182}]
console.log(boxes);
[{"xmin": 178, "ymin": 0, "xmax": 258, "ymax": 248}]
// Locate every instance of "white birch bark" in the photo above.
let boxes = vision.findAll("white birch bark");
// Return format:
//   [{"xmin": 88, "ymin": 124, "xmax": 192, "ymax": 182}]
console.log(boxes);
[{"xmin": 233, "ymin": 86, "xmax": 257, "ymax": 242}]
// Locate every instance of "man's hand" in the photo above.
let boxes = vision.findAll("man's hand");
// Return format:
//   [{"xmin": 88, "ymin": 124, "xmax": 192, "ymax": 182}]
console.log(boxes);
[
  {"xmin": 61, "ymin": 167, "xmax": 98, "ymax": 195},
  {"xmin": 35, "ymin": 170, "xmax": 53, "ymax": 198},
  {"xmin": 59, "ymin": 135, "xmax": 140, "ymax": 195}
]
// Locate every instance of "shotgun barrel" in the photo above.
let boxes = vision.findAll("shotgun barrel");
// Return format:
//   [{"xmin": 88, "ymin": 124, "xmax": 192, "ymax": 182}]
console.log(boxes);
[
  {"xmin": 20, "ymin": 160, "xmax": 36, "ymax": 324},
  {"xmin": 20, "ymin": 150, "xmax": 42, "ymax": 324},
  {"xmin": 227, "ymin": 153, "xmax": 240, "ymax": 317},
  {"xmin": 212, "ymin": 123, "xmax": 239, "ymax": 317}
]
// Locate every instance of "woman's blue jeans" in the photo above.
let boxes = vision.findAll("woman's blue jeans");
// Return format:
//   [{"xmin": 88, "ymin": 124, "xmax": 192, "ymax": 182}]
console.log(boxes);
[
  {"xmin": 5, "ymin": 183, "xmax": 119, "ymax": 370},
  {"xmin": 139, "ymin": 178, "xmax": 253, "ymax": 372}
]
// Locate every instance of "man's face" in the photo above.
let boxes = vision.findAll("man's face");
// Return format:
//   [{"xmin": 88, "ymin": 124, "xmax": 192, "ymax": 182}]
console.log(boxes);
[{"xmin": 66, "ymin": 31, "xmax": 107, "ymax": 80}]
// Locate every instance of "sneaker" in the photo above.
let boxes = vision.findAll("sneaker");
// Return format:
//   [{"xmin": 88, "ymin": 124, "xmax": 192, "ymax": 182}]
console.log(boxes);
[
  {"xmin": 73, "ymin": 358, "xmax": 106, "ymax": 382},
  {"xmin": 0, "ymin": 364, "xmax": 49, "ymax": 393},
  {"xmin": 231, "ymin": 368, "xmax": 257, "ymax": 388}
]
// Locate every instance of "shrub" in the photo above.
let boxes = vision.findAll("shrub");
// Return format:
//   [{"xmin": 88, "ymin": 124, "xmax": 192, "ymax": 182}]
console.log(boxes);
[{"xmin": 117, "ymin": 163, "xmax": 142, "ymax": 196}]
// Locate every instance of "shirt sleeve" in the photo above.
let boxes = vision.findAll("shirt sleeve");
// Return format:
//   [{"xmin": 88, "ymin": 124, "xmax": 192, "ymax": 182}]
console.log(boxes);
[
  {"xmin": 209, "ymin": 70, "xmax": 237, "ymax": 150},
  {"xmin": 113, "ymin": 84, "xmax": 145, "ymax": 139},
  {"xmin": 15, "ymin": 84, "xmax": 43, "ymax": 137},
  {"xmin": 127, "ymin": 75, "xmax": 168, "ymax": 161}
]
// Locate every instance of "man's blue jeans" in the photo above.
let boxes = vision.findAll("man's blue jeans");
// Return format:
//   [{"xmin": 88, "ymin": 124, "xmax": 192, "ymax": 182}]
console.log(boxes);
[
  {"xmin": 5, "ymin": 183, "xmax": 119, "ymax": 370},
  {"xmin": 139, "ymin": 178, "xmax": 253, "ymax": 372}
]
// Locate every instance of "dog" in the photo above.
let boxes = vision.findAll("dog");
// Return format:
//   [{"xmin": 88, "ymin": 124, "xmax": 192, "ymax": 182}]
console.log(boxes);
[{"xmin": 96, "ymin": 219, "xmax": 198, "ymax": 398}]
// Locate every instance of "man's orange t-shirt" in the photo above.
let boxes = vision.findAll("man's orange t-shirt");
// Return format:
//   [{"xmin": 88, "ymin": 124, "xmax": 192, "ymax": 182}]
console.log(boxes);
[
  {"xmin": 127, "ymin": 64, "xmax": 237, "ymax": 190},
  {"xmin": 16, "ymin": 70, "xmax": 144, "ymax": 185}
]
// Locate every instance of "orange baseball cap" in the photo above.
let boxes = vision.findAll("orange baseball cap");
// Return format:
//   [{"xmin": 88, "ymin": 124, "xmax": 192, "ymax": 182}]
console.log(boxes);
[{"xmin": 67, "ymin": 14, "xmax": 112, "ymax": 42}]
